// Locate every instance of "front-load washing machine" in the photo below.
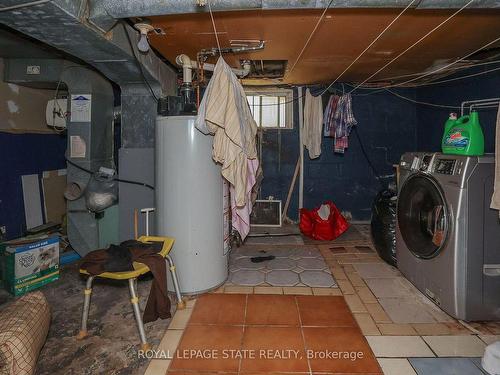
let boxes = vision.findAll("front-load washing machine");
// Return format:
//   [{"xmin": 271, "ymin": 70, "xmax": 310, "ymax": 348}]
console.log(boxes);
[{"xmin": 396, "ymin": 152, "xmax": 500, "ymax": 321}]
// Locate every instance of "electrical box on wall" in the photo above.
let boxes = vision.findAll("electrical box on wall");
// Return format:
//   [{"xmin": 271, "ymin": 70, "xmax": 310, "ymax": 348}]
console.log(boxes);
[{"xmin": 46, "ymin": 98, "xmax": 67, "ymax": 129}]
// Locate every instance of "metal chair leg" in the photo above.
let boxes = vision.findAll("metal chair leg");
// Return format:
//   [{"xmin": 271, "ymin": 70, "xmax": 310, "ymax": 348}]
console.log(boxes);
[
  {"xmin": 128, "ymin": 278, "xmax": 150, "ymax": 351},
  {"xmin": 77, "ymin": 276, "xmax": 94, "ymax": 340},
  {"xmin": 166, "ymin": 255, "xmax": 185, "ymax": 309}
]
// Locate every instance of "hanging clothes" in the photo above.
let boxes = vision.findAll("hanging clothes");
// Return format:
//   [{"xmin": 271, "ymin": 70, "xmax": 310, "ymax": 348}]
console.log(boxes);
[
  {"xmin": 491, "ymin": 103, "xmax": 500, "ymax": 216},
  {"xmin": 303, "ymin": 88, "xmax": 324, "ymax": 159},
  {"xmin": 195, "ymin": 57, "xmax": 260, "ymax": 240},
  {"xmin": 323, "ymin": 95, "xmax": 340, "ymax": 137},
  {"xmin": 80, "ymin": 240, "xmax": 170, "ymax": 323},
  {"xmin": 333, "ymin": 93, "xmax": 357, "ymax": 154}
]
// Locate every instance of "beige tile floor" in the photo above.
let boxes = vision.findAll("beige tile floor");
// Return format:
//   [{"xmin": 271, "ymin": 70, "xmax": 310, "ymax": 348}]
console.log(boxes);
[{"xmin": 145, "ymin": 225, "xmax": 500, "ymax": 375}]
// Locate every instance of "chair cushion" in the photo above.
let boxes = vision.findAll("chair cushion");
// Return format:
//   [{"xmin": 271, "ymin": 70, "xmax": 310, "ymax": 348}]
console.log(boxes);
[{"xmin": 0, "ymin": 291, "xmax": 50, "ymax": 375}]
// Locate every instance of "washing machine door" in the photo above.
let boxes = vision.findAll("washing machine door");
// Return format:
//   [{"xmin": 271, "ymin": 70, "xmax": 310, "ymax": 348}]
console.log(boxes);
[{"xmin": 397, "ymin": 173, "xmax": 450, "ymax": 259}]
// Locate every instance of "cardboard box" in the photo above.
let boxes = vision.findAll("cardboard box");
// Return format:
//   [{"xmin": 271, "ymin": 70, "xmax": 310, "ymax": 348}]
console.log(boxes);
[{"xmin": 0, "ymin": 236, "xmax": 59, "ymax": 296}]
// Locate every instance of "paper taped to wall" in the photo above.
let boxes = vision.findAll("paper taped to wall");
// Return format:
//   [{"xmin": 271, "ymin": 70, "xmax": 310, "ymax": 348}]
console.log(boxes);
[
  {"xmin": 70, "ymin": 94, "xmax": 91, "ymax": 122},
  {"xmin": 70, "ymin": 136, "xmax": 86, "ymax": 158}
]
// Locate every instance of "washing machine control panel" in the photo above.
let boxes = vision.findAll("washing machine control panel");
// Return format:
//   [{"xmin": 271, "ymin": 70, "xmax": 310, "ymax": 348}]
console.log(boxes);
[
  {"xmin": 434, "ymin": 159, "xmax": 457, "ymax": 175},
  {"xmin": 420, "ymin": 154, "xmax": 433, "ymax": 172}
]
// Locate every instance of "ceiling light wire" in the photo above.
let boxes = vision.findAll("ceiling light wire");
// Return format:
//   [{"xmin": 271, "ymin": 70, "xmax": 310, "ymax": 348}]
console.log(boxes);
[
  {"xmin": 349, "ymin": 0, "xmax": 476, "ymax": 94},
  {"xmin": 346, "ymin": 63, "xmax": 500, "ymax": 98},
  {"xmin": 376, "ymin": 34, "xmax": 500, "ymax": 89},
  {"xmin": 412, "ymin": 65, "xmax": 500, "ymax": 87},
  {"xmin": 364, "ymin": 58, "xmax": 500, "ymax": 83},
  {"xmin": 352, "ymin": 34, "xmax": 500, "ymax": 93},
  {"xmin": 321, "ymin": 0, "xmax": 418, "ymax": 95},
  {"xmin": 385, "ymin": 88, "xmax": 461, "ymax": 109},
  {"xmin": 287, "ymin": 0, "xmax": 335, "ymax": 76},
  {"xmin": 256, "ymin": 56, "xmax": 500, "ymax": 106},
  {"xmin": 258, "ymin": 1, "xmax": 484, "ymax": 107},
  {"xmin": 208, "ymin": 0, "xmax": 223, "ymax": 58},
  {"xmin": 258, "ymin": 56, "xmax": 500, "ymax": 109},
  {"xmin": 355, "ymin": 62, "xmax": 500, "ymax": 95}
]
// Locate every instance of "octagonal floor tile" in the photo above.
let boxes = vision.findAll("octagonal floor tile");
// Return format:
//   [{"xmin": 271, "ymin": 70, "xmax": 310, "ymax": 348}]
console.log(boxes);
[
  {"xmin": 271, "ymin": 248, "xmax": 302, "ymax": 258},
  {"xmin": 267, "ymin": 258, "xmax": 296, "ymax": 271},
  {"xmin": 229, "ymin": 264, "xmax": 240, "ymax": 272},
  {"xmin": 234, "ymin": 257, "xmax": 266, "ymax": 270},
  {"xmin": 296, "ymin": 248, "xmax": 321, "ymax": 258},
  {"xmin": 266, "ymin": 270, "xmax": 300, "ymax": 287},
  {"xmin": 296, "ymin": 257, "xmax": 328, "ymax": 270},
  {"xmin": 300, "ymin": 271, "xmax": 336, "ymax": 288},
  {"xmin": 231, "ymin": 247, "xmax": 273, "ymax": 258},
  {"xmin": 230, "ymin": 269, "xmax": 266, "ymax": 286}
]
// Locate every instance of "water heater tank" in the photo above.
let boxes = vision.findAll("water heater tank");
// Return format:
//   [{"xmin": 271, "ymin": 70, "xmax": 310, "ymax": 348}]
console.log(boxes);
[{"xmin": 155, "ymin": 116, "xmax": 229, "ymax": 294}]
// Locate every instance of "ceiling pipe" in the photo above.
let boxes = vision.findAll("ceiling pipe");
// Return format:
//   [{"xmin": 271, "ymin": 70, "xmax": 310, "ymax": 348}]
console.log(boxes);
[
  {"xmin": 95, "ymin": 0, "xmax": 499, "ymax": 20},
  {"xmin": 198, "ymin": 41, "xmax": 265, "ymax": 59},
  {"xmin": 175, "ymin": 53, "xmax": 250, "ymax": 108},
  {"xmin": 176, "ymin": 53, "xmax": 251, "ymax": 80},
  {"xmin": 176, "ymin": 54, "xmax": 194, "ymax": 84}
]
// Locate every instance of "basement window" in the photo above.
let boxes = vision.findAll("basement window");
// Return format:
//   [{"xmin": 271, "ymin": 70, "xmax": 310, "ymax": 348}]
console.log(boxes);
[{"xmin": 245, "ymin": 89, "xmax": 293, "ymax": 129}]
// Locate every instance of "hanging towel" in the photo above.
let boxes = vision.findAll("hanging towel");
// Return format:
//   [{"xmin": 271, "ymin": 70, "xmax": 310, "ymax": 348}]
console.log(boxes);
[
  {"xmin": 195, "ymin": 57, "xmax": 260, "ymax": 240},
  {"xmin": 491, "ymin": 103, "xmax": 500, "ymax": 214},
  {"xmin": 231, "ymin": 159, "xmax": 261, "ymax": 240},
  {"xmin": 303, "ymin": 88, "xmax": 324, "ymax": 159}
]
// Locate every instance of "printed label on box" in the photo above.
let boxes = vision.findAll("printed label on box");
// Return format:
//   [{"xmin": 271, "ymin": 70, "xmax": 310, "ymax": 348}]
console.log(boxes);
[{"xmin": 2, "ymin": 237, "xmax": 60, "ymax": 296}]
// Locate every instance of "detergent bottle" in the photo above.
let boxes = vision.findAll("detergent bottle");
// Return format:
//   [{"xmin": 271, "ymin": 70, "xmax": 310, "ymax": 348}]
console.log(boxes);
[{"xmin": 441, "ymin": 111, "xmax": 484, "ymax": 156}]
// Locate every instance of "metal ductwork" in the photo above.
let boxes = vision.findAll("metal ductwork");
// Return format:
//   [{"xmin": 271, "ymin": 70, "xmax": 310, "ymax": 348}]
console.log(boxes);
[
  {"xmin": 0, "ymin": 0, "xmax": 179, "ymax": 242},
  {"xmin": 417, "ymin": 0, "xmax": 500, "ymax": 8},
  {"xmin": 3, "ymin": 58, "xmax": 115, "ymax": 256},
  {"xmin": 92, "ymin": 0, "xmax": 500, "ymax": 20},
  {"xmin": 0, "ymin": 1, "xmax": 170, "ymax": 91}
]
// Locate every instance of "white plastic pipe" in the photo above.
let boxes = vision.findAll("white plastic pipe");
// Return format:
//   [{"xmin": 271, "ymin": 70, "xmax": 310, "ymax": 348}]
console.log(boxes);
[
  {"xmin": 175, "ymin": 54, "xmax": 251, "ymax": 81},
  {"xmin": 298, "ymin": 86, "xmax": 304, "ymax": 209},
  {"xmin": 176, "ymin": 54, "xmax": 193, "ymax": 84}
]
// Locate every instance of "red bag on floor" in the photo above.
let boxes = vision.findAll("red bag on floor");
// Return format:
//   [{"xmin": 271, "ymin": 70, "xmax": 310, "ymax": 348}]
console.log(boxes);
[
  {"xmin": 299, "ymin": 208, "xmax": 314, "ymax": 236},
  {"xmin": 299, "ymin": 201, "xmax": 349, "ymax": 241}
]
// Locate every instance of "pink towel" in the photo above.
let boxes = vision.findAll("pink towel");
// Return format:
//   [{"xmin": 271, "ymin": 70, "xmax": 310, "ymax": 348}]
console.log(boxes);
[{"xmin": 230, "ymin": 158, "xmax": 260, "ymax": 240}]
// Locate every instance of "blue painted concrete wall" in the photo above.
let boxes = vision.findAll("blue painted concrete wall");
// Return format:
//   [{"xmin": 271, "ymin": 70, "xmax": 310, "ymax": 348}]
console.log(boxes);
[
  {"xmin": 0, "ymin": 132, "xmax": 67, "ymax": 239},
  {"xmin": 3, "ymin": 66, "xmax": 495, "ymax": 236},
  {"xmin": 260, "ymin": 87, "xmax": 418, "ymax": 222},
  {"xmin": 416, "ymin": 66, "xmax": 500, "ymax": 153},
  {"xmin": 260, "ymin": 65, "xmax": 500, "ymax": 223}
]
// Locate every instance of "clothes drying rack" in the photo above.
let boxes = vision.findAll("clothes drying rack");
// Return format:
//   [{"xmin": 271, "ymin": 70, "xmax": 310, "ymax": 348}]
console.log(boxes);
[{"xmin": 461, "ymin": 97, "xmax": 500, "ymax": 116}]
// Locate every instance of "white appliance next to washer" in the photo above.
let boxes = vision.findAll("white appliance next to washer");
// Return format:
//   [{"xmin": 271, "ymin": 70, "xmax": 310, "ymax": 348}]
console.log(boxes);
[{"xmin": 396, "ymin": 152, "xmax": 500, "ymax": 321}]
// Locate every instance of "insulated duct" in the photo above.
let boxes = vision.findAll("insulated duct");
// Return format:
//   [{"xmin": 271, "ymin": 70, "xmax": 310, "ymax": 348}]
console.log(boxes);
[
  {"xmin": 3, "ymin": 58, "xmax": 115, "ymax": 256},
  {"xmin": 93, "ymin": 0, "xmax": 500, "ymax": 20},
  {"xmin": 0, "ymin": 1, "xmax": 179, "ymax": 242}
]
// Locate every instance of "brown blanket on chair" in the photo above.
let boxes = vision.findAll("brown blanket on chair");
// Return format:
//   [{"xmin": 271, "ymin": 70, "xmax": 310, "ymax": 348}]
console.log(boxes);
[{"xmin": 80, "ymin": 241, "xmax": 171, "ymax": 323}]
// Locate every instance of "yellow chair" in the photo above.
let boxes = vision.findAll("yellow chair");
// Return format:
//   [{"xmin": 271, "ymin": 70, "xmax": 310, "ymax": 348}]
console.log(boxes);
[{"xmin": 77, "ymin": 236, "xmax": 184, "ymax": 350}]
